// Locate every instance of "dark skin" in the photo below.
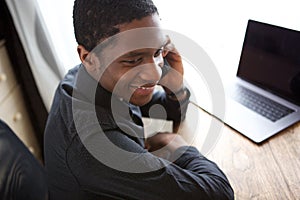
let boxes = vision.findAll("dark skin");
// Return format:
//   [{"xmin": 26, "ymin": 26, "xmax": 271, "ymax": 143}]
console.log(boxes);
[{"xmin": 77, "ymin": 14, "xmax": 188, "ymax": 159}]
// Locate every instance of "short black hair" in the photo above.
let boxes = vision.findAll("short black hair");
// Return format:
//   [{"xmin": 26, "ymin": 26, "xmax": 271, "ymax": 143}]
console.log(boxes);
[{"xmin": 73, "ymin": 0, "xmax": 158, "ymax": 51}]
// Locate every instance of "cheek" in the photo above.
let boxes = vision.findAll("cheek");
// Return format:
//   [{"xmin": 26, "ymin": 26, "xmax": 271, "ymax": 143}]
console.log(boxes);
[
  {"xmin": 99, "ymin": 69, "xmax": 120, "ymax": 92},
  {"xmin": 101, "ymin": 67, "xmax": 134, "ymax": 93}
]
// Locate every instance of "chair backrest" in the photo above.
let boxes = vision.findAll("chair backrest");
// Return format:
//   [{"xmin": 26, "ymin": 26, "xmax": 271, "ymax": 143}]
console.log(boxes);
[{"xmin": 0, "ymin": 119, "xmax": 48, "ymax": 200}]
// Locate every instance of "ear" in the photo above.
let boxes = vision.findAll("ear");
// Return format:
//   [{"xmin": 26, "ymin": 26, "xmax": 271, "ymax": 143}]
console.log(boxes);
[
  {"xmin": 77, "ymin": 45, "xmax": 101, "ymax": 75},
  {"xmin": 77, "ymin": 45, "xmax": 89, "ymax": 63}
]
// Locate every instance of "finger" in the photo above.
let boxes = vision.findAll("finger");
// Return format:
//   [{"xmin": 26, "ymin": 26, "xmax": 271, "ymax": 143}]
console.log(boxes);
[
  {"xmin": 162, "ymin": 49, "xmax": 169, "ymax": 57},
  {"xmin": 144, "ymin": 142, "xmax": 149, "ymax": 150},
  {"xmin": 162, "ymin": 35, "xmax": 176, "ymax": 55},
  {"xmin": 164, "ymin": 42, "xmax": 176, "ymax": 53}
]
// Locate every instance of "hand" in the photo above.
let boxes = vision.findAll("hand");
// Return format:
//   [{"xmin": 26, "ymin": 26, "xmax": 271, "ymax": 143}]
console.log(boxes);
[
  {"xmin": 145, "ymin": 132, "xmax": 188, "ymax": 158},
  {"xmin": 159, "ymin": 36, "xmax": 184, "ymax": 94}
]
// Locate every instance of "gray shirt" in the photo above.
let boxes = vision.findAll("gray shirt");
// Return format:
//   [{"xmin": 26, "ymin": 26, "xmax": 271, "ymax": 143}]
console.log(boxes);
[{"xmin": 44, "ymin": 64, "xmax": 234, "ymax": 200}]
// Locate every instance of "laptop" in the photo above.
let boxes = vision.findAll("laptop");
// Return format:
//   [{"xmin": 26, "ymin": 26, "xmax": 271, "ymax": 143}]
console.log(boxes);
[{"xmin": 222, "ymin": 19, "xmax": 300, "ymax": 143}]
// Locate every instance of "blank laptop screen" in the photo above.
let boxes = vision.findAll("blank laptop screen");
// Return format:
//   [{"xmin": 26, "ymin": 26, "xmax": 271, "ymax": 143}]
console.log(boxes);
[{"xmin": 237, "ymin": 20, "xmax": 300, "ymax": 106}]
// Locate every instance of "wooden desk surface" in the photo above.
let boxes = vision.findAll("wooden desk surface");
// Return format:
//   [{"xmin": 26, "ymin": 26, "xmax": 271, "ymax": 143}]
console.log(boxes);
[{"xmin": 179, "ymin": 103, "xmax": 300, "ymax": 200}]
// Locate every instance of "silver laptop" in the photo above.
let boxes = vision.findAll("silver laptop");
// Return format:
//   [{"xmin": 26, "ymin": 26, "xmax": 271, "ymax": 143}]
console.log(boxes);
[{"xmin": 223, "ymin": 19, "xmax": 300, "ymax": 143}]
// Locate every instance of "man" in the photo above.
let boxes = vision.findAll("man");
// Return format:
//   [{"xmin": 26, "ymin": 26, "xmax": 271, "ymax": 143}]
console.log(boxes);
[{"xmin": 44, "ymin": 0, "xmax": 234, "ymax": 199}]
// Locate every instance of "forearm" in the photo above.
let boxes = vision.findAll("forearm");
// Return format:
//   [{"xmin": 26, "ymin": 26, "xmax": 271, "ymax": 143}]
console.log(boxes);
[
  {"xmin": 145, "ymin": 132, "xmax": 234, "ymax": 200},
  {"xmin": 171, "ymin": 146, "xmax": 234, "ymax": 200},
  {"xmin": 69, "ymin": 128, "xmax": 233, "ymax": 200}
]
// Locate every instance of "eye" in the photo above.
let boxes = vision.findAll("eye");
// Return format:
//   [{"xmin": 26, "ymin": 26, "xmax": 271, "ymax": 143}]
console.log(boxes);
[
  {"xmin": 122, "ymin": 57, "xmax": 142, "ymax": 65},
  {"xmin": 154, "ymin": 49, "xmax": 163, "ymax": 57}
]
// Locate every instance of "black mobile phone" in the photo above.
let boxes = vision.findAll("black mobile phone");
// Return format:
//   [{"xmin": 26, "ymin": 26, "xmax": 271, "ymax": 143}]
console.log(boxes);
[{"xmin": 161, "ymin": 58, "xmax": 171, "ymax": 78}]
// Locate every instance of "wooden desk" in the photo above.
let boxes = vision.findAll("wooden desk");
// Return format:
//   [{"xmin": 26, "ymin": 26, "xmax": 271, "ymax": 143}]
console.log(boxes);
[{"xmin": 179, "ymin": 102, "xmax": 300, "ymax": 200}]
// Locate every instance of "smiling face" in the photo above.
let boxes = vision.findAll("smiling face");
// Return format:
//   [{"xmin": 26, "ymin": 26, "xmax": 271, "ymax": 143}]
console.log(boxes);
[{"xmin": 89, "ymin": 14, "xmax": 167, "ymax": 106}]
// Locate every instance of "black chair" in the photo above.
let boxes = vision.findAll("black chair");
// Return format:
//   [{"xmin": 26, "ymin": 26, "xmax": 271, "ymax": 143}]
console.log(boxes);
[{"xmin": 0, "ymin": 119, "xmax": 48, "ymax": 200}]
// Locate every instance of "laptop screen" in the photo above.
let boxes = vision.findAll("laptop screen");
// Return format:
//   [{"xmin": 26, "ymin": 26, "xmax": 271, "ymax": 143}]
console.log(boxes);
[{"xmin": 237, "ymin": 19, "xmax": 300, "ymax": 106}]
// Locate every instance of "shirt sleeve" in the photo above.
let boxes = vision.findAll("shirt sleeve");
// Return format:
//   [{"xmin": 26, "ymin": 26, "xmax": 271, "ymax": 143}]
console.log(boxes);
[{"xmin": 66, "ymin": 128, "xmax": 234, "ymax": 200}]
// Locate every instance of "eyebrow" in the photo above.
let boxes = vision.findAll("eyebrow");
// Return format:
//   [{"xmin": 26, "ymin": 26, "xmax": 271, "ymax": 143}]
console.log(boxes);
[
  {"xmin": 122, "ymin": 39, "xmax": 169, "ymax": 58},
  {"xmin": 123, "ymin": 51, "xmax": 147, "ymax": 58}
]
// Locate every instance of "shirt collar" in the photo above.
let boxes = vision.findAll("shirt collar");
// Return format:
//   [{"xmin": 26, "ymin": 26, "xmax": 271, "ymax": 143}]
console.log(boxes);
[{"xmin": 74, "ymin": 64, "xmax": 142, "ymax": 119}]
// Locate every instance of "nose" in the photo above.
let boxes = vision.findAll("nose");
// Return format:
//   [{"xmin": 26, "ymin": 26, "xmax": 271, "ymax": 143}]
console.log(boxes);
[{"xmin": 138, "ymin": 57, "xmax": 162, "ymax": 83}]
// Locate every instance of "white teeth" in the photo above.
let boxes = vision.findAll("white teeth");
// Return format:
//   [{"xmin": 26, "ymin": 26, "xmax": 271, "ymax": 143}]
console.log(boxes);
[{"xmin": 138, "ymin": 86, "xmax": 151, "ymax": 90}]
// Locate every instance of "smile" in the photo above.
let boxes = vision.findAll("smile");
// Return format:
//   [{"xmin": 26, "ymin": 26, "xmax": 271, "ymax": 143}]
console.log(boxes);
[
  {"xmin": 130, "ymin": 83, "xmax": 156, "ymax": 96},
  {"xmin": 137, "ymin": 86, "xmax": 154, "ymax": 90}
]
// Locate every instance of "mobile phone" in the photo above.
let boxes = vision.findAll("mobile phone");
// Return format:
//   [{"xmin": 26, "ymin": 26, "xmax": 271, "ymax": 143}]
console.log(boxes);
[{"xmin": 161, "ymin": 58, "xmax": 171, "ymax": 78}]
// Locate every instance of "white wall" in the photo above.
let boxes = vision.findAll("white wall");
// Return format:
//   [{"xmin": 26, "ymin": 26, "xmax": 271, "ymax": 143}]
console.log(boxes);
[
  {"xmin": 37, "ymin": 0, "xmax": 300, "ymax": 82},
  {"xmin": 153, "ymin": 0, "xmax": 300, "ymax": 82},
  {"xmin": 36, "ymin": 0, "xmax": 78, "ymax": 74}
]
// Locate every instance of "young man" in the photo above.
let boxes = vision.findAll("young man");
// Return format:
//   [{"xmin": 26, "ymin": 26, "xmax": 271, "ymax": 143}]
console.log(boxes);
[{"xmin": 44, "ymin": 0, "xmax": 234, "ymax": 199}]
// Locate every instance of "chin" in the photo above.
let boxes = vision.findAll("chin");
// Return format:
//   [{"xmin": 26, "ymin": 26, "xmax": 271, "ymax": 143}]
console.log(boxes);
[{"xmin": 130, "ymin": 95, "xmax": 152, "ymax": 106}]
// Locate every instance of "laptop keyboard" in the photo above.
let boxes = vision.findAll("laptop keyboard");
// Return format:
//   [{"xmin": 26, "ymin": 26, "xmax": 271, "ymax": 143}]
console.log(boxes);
[{"xmin": 232, "ymin": 86, "xmax": 295, "ymax": 122}]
